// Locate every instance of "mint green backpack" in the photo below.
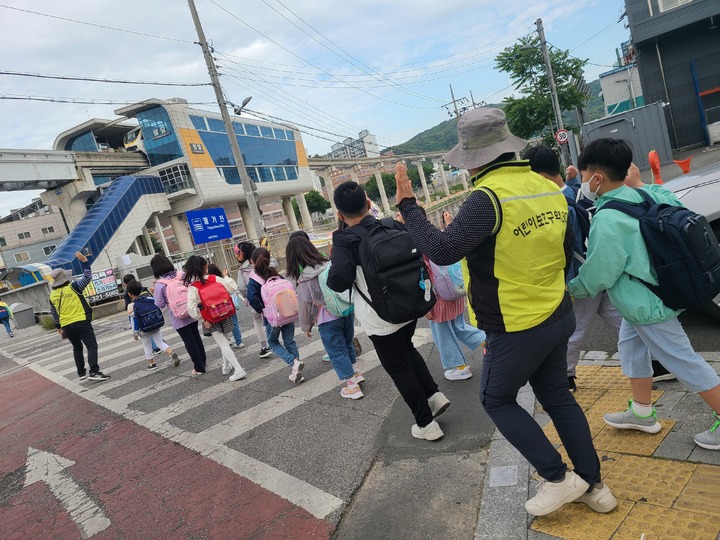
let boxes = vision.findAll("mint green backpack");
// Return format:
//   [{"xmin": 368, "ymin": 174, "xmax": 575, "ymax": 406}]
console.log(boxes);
[{"xmin": 318, "ymin": 263, "xmax": 353, "ymax": 318}]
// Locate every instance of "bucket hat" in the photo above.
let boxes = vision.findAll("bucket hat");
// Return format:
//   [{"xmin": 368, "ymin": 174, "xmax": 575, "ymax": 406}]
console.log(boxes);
[{"xmin": 50, "ymin": 268, "xmax": 71, "ymax": 288}]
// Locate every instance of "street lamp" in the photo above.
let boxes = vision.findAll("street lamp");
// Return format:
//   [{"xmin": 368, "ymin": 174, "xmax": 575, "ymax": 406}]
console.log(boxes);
[{"xmin": 232, "ymin": 96, "xmax": 252, "ymax": 116}]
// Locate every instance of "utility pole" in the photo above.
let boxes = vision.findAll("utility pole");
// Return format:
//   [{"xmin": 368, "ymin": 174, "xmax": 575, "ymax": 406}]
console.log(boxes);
[
  {"xmin": 449, "ymin": 84, "xmax": 461, "ymax": 118},
  {"xmin": 536, "ymin": 18, "xmax": 570, "ymax": 167},
  {"xmin": 187, "ymin": 0, "xmax": 265, "ymax": 241}
]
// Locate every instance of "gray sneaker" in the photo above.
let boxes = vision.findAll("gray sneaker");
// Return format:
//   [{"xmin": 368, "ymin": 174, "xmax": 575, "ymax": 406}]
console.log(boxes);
[
  {"xmin": 604, "ymin": 400, "xmax": 662, "ymax": 434},
  {"xmin": 428, "ymin": 392, "xmax": 450, "ymax": 418},
  {"xmin": 694, "ymin": 412, "xmax": 720, "ymax": 450}
]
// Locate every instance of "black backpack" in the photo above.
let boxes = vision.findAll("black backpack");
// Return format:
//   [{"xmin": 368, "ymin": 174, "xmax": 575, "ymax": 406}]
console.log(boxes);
[
  {"xmin": 133, "ymin": 296, "xmax": 165, "ymax": 333},
  {"xmin": 599, "ymin": 188, "xmax": 720, "ymax": 310},
  {"xmin": 351, "ymin": 218, "xmax": 435, "ymax": 324}
]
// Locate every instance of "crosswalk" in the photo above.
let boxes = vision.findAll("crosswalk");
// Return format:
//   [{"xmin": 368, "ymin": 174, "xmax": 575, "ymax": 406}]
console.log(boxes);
[{"xmin": 1, "ymin": 312, "xmax": 437, "ymax": 520}]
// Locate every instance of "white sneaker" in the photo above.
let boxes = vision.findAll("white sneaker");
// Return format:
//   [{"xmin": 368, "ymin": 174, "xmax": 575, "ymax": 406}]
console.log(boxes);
[
  {"xmin": 411, "ymin": 420, "xmax": 444, "ymax": 441},
  {"xmin": 229, "ymin": 368, "xmax": 247, "ymax": 382},
  {"xmin": 289, "ymin": 359, "xmax": 304, "ymax": 383},
  {"xmin": 341, "ymin": 382, "xmax": 364, "ymax": 400},
  {"xmin": 231, "ymin": 342, "xmax": 245, "ymax": 349},
  {"xmin": 576, "ymin": 483, "xmax": 618, "ymax": 513},
  {"xmin": 525, "ymin": 470, "xmax": 589, "ymax": 516},
  {"xmin": 350, "ymin": 372, "xmax": 365, "ymax": 385},
  {"xmin": 444, "ymin": 367, "xmax": 472, "ymax": 380},
  {"xmin": 428, "ymin": 392, "xmax": 450, "ymax": 418}
]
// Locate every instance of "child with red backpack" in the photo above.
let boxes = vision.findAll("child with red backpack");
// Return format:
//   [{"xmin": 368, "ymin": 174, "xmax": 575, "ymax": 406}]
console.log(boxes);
[
  {"xmin": 184, "ymin": 255, "xmax": 247, "ymax": 382},
  {"xmin": 151, "ymin": 254, "xmax": 208, "ymax": 375},
  {"xmin": 247, "ymin": 247, "xmax": 303, "ymax": 384},
  {"xmin": 286, "ymin": 235, "xmax": 364, "ymax": 398}
]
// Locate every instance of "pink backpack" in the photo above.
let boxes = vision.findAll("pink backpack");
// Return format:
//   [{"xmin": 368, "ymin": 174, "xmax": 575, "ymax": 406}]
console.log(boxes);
[
  {"xmin": 158, "ymin": 277, "xmax": 190, "ymax": 319},
  {"xmin": 260, "ymin": 276, "xmax": 299, "ymax": 327}
]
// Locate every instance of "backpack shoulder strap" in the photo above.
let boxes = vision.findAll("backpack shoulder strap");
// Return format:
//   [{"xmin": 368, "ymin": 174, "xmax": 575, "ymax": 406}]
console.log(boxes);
[{"xmin": 599, "ymin": 188, "xmax": 652, "ymax": 220}]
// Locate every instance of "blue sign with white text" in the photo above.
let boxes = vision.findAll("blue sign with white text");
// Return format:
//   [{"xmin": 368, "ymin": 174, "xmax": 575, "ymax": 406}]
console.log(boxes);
[{"xmin": 186, "ymin": 208, "xmax": 233, "ymax": 245}]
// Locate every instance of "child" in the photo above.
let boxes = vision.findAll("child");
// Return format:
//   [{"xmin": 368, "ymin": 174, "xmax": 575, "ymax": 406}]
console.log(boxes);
[
  {"xmin": 567, "ymin": 138, "xmax": 720, "ymax": 451},
  {"xmin": 123, "ymin": 274, "xmax": 161, "ymax": 354},
  {"xmin": 185, "ymin": 256, "xmax": 247, "ymax": 382},
  {"xmin": 0, "ymin": 299, "xmax": 13, "ymax": 337},
  {"xmin": 126, "ymin": 281, "xmax": 180, "ymax": 370},
  {"xmin": 207, "ymin": 264, "xmax": 244, "ymax": 350},
  {"xmin": 286, "ymin": 235, "xmax": 364, "ymax": 398},
  {"xmin": 247, "ymin": 247, "xmax": 303, "ymax": 384},
  {"xmin": 235, "ymin": 241, "xmax": 271, "ymax": 358}
]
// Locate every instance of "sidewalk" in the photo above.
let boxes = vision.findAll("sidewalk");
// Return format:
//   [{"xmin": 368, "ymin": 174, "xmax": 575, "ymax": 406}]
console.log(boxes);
[{"xmin": 476, "ymin": 356, "xmax": 720, "ymax": 540}]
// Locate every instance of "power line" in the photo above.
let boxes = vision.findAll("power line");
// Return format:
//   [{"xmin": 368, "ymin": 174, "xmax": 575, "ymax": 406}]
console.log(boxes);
[
  {"xmin": 0, "ymin": 4, "xmax": 194, "ymax": 43},
  {"xmin": 0, "ymin": 70, "xmax": 211, "ymax": 87},
  {"xmin": 0, "ymin": 94, "xmax": 215, "ymax": 106}
]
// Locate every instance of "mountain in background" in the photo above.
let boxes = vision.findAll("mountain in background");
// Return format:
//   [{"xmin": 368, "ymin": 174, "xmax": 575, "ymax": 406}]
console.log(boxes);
[{"xmin": 382, "ymin": 79, "xmax": 604, "ymax": 155}]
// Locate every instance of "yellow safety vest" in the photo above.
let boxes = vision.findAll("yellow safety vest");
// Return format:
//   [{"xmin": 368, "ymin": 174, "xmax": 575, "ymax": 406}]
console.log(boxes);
[
  {"xmin": 50, "ymin": 284, "xmax": 92, "ymax": 327},
  {"xmin": 461, "ymin": 162, "xmax": 568, "ymax": 332}
]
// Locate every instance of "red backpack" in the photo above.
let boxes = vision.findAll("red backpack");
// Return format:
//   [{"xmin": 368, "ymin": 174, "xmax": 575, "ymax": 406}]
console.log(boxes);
[{"xmin": 191, "ymin": 275, "xmax": 236, "ymax": 324}]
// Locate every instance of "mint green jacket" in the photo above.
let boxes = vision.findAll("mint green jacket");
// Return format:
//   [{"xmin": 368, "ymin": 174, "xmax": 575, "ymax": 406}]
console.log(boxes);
[{"xmin": 567, "ymin": 184, "xmax": 682, "ymax": 325}]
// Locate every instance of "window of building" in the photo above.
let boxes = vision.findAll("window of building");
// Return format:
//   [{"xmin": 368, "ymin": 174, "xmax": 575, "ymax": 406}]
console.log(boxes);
[
  {"xmin": 206, "ymin": 118, "xmax": 226, "ymax": 132},
  {"xmin": 190, "ymin": 115, "xmax": 207, "ymax": 131},
  {"xmin": 272, "ymin": 166, "xmax": 287, "ymax": 181},
  {"xmin": 159, "ymin": 163, "xmax": 194, "ymax": 193},
  {"xmin": 285, "ymin": 130, "xmax": 295, "ymax": 140},
  {"xmin": 14, "ymin": 251, "xmax": 30, "ymax": 263},
  {"xmin": 17, "ymin": 231, "xmax": 31, "ymax": 240},
  {"xmin": 260, "ymin": 126, "xmax": 275, "ymax": 138},
  {"xmin": 232, "ymin": 122, "xmax": 246, "ymax": 136},
  {"xmin": 258, "ymin": 167, "xmax": 273, "ymax": 182},
  {"xmin": 65, "ymin": 131, "xmax": 99, "ymax": 152},
  {"xmin": 658, "ymin": 0, "xmax": 692, "ymax": 12},
  {"xmin": 41, "ymin": 226, "xmax": 55, "ymax": 235},
  {"xmin": 43, "ymin": 245, "xmax": 56, "ymax": 255},
  {"xmin": 136, "ymin": 106, "xmax": 183, "ymax": 167},
  {"xmin": 0, "ymin": 237, "xmax": 5, "ymax": 247},
  {"xmin": 244, "ymin": 124, "xmax": 260, "ymax": 137},
  {"xmin": 273, "ymin": 128, "xmax": 287, "ymax": 140}
]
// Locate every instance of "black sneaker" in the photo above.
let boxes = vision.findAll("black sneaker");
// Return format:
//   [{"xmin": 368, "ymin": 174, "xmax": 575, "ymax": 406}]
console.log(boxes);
[
  {"xmin": 87, "ymin": 372, "xmax": 110, "ymax": 381},
  {"xmin": 259, "ymin": 347, "xmax": 272, "ymax": 359},
  {"xmin": 568, "ymin": 376, "xmax": 577, "ymax": 393},
  {"xmin": 146, "ymin": 363, "xmax": 157, "ymax": 370},
  {"xmin": 78, "ymin": 373, "xmax": 87, "ymax": 380},
  {"xmin": 9, "ymin": 333, "xmax": 14, "ymax": 337},
  {"xmin": 652, "ymin": 361, "xmax": 677, "ymax": 382},
  {"xmin": 153, "ymin": 348, "xmax": 162, "ymax": 355}
]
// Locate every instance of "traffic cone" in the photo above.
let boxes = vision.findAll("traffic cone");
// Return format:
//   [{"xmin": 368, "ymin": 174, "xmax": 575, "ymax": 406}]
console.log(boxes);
[
  {"xmin": 673, "ymin": 156, "xmax": 692, "ymax": 174},
  {"xmin": 648, "ymin": 150, "xmax": 663, "ymax": 184}
]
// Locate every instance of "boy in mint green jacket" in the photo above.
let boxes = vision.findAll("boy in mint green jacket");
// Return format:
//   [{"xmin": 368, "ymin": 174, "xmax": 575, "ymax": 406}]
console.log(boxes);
[{"xmin": 567, "ymin": 138, "xmax": 720, "ymax": 451}]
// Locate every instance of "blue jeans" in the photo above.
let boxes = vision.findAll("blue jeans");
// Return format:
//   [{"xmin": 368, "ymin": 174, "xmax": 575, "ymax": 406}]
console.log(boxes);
[
  {"xmin": 2, "ymin": 318, "xmax": 11, "ymax": 335},
  {"xmin": 318, "ymin": 315, "xmax": 356, "ymax": 380},
  {"xmin": 264, "ymin": 320, "xmax": 299, "ymax": 366},
  {"xmin": 429, "ymin": 314, "xmax": 486, "ymax": 370},
  {"xmin": 230, "ymin": 313, "xmax": 243, "ymax": 346}
]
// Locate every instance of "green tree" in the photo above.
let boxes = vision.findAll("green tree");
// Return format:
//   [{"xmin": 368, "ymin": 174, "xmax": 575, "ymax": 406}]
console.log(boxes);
[
  {"xmin": 495, "ymin": 36, "xmax": 588, "ymax": 140},
  {"xmin": 291, "ymin": 190, "xmax": 331, "ymax": 225}
]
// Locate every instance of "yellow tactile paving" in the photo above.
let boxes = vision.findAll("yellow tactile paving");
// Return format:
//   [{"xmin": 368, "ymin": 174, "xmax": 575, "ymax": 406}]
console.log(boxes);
[
  {"xmin": 674, "ymin": 465, "xmax": 720, "ymax": 517},
  {"xmin": 592, "ymin": 420, "xmax": 676, "ymax": 455},
  {"xmin": 603, "ymin": 455, "xmax": 696, "ymax": 507},
  {"xmin": 613, "ymin": 502, "xmax": 720, "ymax": 540},
  {"xmin": 571, "ymin": 388, "xmax": 605, "ymax": 412},
  {"xmin": 576, "ymin": 366, "xmax": 630, "ymax": 390},
  {"xmin": 530, "ymin": 498, "xmax": 633, "ymax": 540},
  {"xmin": 555, "ymin": 446, "xmax": 622, "ymax": 477},
  {"xmin": 542, "ymin": 414, "xmax": 606, "ymax": 445},
  {"xmin": 574, "ymin": 365, "xmax": 602, "ymax": 387}
]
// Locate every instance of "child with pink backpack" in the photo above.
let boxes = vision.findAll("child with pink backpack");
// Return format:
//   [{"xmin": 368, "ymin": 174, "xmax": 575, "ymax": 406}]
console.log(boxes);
[{"xmin": 246, "ymin": 247, "xmax": 304, "ymax": 384}]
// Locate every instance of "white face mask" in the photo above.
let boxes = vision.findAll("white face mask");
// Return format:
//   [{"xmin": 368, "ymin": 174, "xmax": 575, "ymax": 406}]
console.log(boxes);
[{"xmin": 580, "ymin": 174, "xmax": 600, "ymax": 201}]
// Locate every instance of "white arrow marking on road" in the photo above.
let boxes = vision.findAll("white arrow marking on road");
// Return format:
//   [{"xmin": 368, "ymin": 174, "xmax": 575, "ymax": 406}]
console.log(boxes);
[{"xmin": 24, "ymin": 447, "xmax": 110, "ymax": 538}]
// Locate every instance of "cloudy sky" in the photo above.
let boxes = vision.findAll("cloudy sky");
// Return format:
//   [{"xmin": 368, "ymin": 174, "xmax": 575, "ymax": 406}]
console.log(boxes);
[{"xmin": 0, "ymin": 0, "xmax": 628, "ymax": 215}]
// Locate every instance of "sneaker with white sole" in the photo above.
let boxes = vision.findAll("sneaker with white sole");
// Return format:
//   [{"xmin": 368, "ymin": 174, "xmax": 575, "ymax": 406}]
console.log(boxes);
[
  {"xmin": 289, "ymin": 359, "xmax": 304, "ymax": 383},
  {"xmin": 146, "ymin": 363, "xmax": 157, "ymax": 371},
  {"xmin": 575, "ymin": 483, "xmax": 618, "ymax": 513},
  {"xmin": 341, "ymin": 382, "xmax": 364, "ymax": 400},
  {"xmin": 231, "ymin": 342, "xmax": 245, "ymax": 349},
  {"xmin": 229, "ymin": 368, "xmax": 247, "ymax": 382},
  {"xmin": 693, "ymin": 412, "xmax": 720, "ymax": 450},
  {"xmin": 322, "ymin": 354, "xmax": 331, "ymax": 362},
  {"xmin": 170, "ymin": 351, "xmax": 180, "ymax": 367},
  {"xmin": 525, "ymin": 470, "xmax": 589, "ymax": 516},
  {"xmin": 259, "ymin": 347, "xmax": 272, "ymax": 359},
  {"xmin": 444, "ymin": 367, "xmax": 472, "ymax": 380},
  {"xmin": 78, "ymin": 373, "xmax": 87, "ymax": 380},
  {"xmin": 411, "ymin": 420, "xmax": 444, "ymax": 441},
  {"xmin": 87, "ymin": 372, "xmax": 110, "ymax": 381},
  {"xmin": 428, "ymin": 392, "xmax": 450, "ymax": 418},
  {"xmin": 604, "ymin": 400, "xmax": 662, "ymax": 434},
  {"xmin": 651, "ymin": 360, "xmax": 677, "ymax": 382},
  {"xmin": 350, "ymin": 372, "xmax": 365, "ymax": 385}
]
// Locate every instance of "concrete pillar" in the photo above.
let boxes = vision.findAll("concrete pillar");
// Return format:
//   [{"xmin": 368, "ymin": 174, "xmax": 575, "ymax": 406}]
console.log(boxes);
[
  {"xmin": 373, "ymin": 169, "xmax": 391, "ymax": 214},
  {"xmin": 296, "ymin": 192, "xmax": 314, "ymax": 231},
  {"xmin": 238, "ymin": 202, "xmax": 259, "ymax": 242},
  {"xmin": 435, "ymin": 161, "xmax": 450, "ymax": 197},
  {"xmin": 142, "ymin": 226, "xmax": 155, "ymax": 255},
  {"xmin": 153, "ymin": 214, "xmax": 170, "ymax": 255},
  {"xmin": 413, "ymin": 161, "xmax": 432, "ymax": 204},
  {"xmin": 460, "ymin": 170, "xmax": 469, "ymax": 191},
  {"xmin": 132, "ymin": 238, "xmax": 142, "ymax": 255},
  {"xmin": 282, "ymin": 196, "xmax": 299, "ymax": 232},
  {"xmin": 324, "ymin": 168, "xmax": 337, "ymax": 216},
  {"xmin": 169, "ymin": 214, "xmax": 194, "ymax": 253}
]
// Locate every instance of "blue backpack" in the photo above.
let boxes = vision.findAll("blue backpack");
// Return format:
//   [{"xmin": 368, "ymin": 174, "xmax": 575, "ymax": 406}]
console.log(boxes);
[
  {"xmin": 318, "ymin": 264, "xmax": 353, "ymax": 318},
  {"xmin": 599, "ymin": 188, "xmax": 720, "ymax": 310},
  {"xmin": 0, "ymin": 305, "xmax": 9, "ymax": 320},
  {"xmin": 133, "ymin": 296, "xmax": 165, "ymax": 333}
]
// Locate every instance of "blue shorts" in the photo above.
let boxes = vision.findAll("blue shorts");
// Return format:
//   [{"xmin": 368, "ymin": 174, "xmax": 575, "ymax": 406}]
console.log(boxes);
[{"xmin": 618, "ymin": 317, "xmax": 720, "ymax": 393}]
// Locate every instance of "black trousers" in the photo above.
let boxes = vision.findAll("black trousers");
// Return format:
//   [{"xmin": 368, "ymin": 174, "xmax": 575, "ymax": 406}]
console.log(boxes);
[
  {"xmin": 177, "ymin": 321, "xmax": 206, "ymax": 373},
  {"xmin": 63, "ymin": 320, "xmax": 99, "ymax": 376},
  {"xmin": 369, "ymin": 320, "xmax": 439, "ymax": 427},
  {"xmin": 480, "ymin": 309, "xmax": 601, "ymax": 485}
]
